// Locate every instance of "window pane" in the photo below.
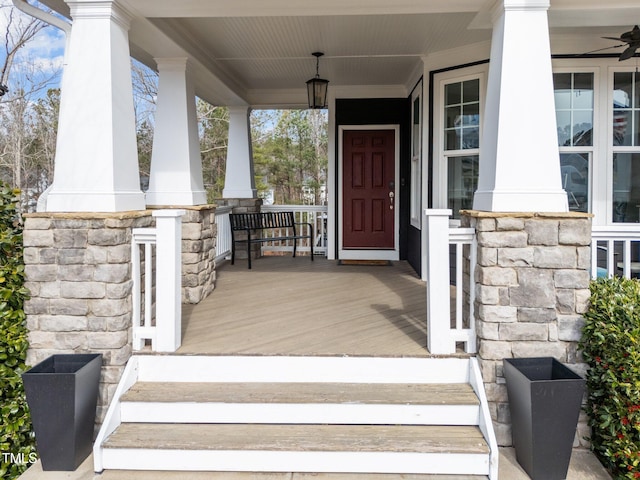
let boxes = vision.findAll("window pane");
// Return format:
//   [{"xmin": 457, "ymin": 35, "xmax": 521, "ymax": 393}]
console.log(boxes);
[
  {"xmin": 413, "ymin": 97, "xmax": 420, "ymax": 157},
  {"xmin": 614, "ymin": 72, "xmax": 633, "ymax": 108},
  {"xmin": 572, "ymin": 110, "xmax": 593, "ymax": 146},
  {"xmin": 463, "ymin": 79, "xmax": 479, "ymax": 103},
  {"xmin": 444, "ymin": 78, "xmax": 480, "ymax": 151},
  {"xmin": 560, "ymin": 153, "xmax": 589, "ymax": 213},
  {"xmin": 613, "ymin": 153, "xmax": 640, "ymax": 223},
  {"xmin": 556, "ymin": 111, "xmax": 572, "ymax": 146},
  {"xmin": 554, "ymin": 72, "xmax": 594, "ymax": 147},
  {"xmin": 636, "ymin": 111, "xmax": 640, "ymax": 146},
  {"xmin": 448, "ymin": 155, "xmax": 479, "ymax": 218},
  {"xmin": 445, "ymin": 129, "xmax": 460, "ymax": 150},
  {"xmin": 462, "ymin": 103, "xmax": 480, "ymax": 126},
  {"xmin": 573, "ymin": 73, "xmax": 594, "ymax": 109},
  {"xmin": 614, "ymin": 110, "xmax": 633, "ymax": 146},
  {"xmin": 446, "ymin": 106, "xmax": 461, "ymax": 129},
  {"xmin": 461, "ymin": 127, "xmax": 479, "ymax": 149},
  {"xmin": 445, "ymin": 83, "xmax": 461, "ymax": 106},
  {"xmin": 553, "ymin": 73, "xmax": 572, "ymax": 90}
]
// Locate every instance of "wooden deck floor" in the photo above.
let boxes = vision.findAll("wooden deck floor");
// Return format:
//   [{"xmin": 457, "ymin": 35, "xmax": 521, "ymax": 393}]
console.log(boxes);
[{"xmin": 178, "ymin": 256, "xmax": 431, "ymax": 356}]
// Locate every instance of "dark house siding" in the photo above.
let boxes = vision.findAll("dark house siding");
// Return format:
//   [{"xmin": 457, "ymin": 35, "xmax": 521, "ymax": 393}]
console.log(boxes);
[{"xmin": 335, "ymin": 98, "xmax": 419, "ymax": 273}]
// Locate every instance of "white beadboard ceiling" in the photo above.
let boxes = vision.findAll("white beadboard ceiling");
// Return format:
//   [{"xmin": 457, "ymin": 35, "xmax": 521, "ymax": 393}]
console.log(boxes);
[{"xmin": 167, "ymin": 13, "xmax": 491, "ymax": 90}]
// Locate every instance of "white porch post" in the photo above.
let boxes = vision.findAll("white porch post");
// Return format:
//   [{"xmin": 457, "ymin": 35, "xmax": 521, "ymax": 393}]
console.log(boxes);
[
  {"xmin": 146, "ymin": 58, "xmax": 207, "ymax": 206},
  {"xmin": 44, "ymin": 0, "xmax": 145, "ymax": 212},
  {"xmin": 425, "ymin": 209, "xmax": 454, "ymax": 355},
  {"xmin": 473, "ymin": 0, "xmax": 568, "ymax": 213},
  {"xmin": 223, "ymin": 106, "xmax": 257, "ymax": 198},
  {"xmin": 154, "ymin": 209, "xmax": 185, "ymax": 352}
]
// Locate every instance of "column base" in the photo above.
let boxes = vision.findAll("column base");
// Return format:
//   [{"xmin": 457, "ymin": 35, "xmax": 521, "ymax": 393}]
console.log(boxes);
[
  {"xmin": 222, "ymin": 188, "xmax": 257, "ymax": 199},
  {"xmin": 145, "ymin": 190, "xmax": 207, "ymax": 207},
  {"xmin": 473, "ymin": 189, "xmax": 569, "ymax": 213},
  {"xmin": 44, "ymin": 190, "xmax": 146, "ymax": 213}
]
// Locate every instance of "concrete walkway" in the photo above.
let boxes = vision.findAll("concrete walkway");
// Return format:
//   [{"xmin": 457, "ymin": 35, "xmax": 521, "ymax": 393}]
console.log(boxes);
[{"xmin": 18, "ymin": 448, "xmax": 612, "ymax": 480}]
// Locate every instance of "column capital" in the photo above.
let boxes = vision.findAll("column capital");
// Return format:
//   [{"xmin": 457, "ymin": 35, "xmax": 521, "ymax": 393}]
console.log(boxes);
[
  {"xmin": 154, "ymin": 57, "xmax": 190, "ymax": 71},
  {"xmin": 66, "ymin": 0, "xmax": 133, "ymax": 29},
  {"xmin": 491, "ymin": 0, "xmax": 549, "ymax": 20}
]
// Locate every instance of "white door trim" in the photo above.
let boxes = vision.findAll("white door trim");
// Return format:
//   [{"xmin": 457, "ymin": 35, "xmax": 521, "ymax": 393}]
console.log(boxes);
[{"xmin": 338, "ymin": 125, "xmax": 400, "ymax": 261}]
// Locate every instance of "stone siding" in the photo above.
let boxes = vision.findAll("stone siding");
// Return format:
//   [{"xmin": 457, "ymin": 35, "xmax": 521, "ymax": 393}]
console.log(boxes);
[
  {"xmin": 462, "ymin": 211, "xmax": 592, "ymax": 448},
  {"xmin": 23, "ymin": 212, "xmax": 154, "ymax": 424},
  {"xmin": 174, "ymin": 205, "xmax": 217, "ymax": 304},
  {"xmin": 23, "ymin": 206, "xmax": 221, "ymax": 425}
]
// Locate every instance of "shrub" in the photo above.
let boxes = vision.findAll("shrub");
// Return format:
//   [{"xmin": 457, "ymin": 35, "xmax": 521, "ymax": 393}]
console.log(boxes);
[
  {"xmin": 0, "ymin": 183, "xmax": 34, "ymax": 480},
  {"xmin": 581, "ymin": 276, "xmax": 640, "ymax": 479}
]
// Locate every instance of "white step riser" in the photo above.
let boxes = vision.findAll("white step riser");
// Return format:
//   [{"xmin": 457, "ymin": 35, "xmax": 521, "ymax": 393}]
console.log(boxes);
[
  {"xmin": 120, "ymin": 402, "xmax": 481, "ymax": 426},
  {"xmin": 101, "ymin": 449, "xmax": 490, "ymax": 475},
  {"xmin": 136, "ymin": 356, "xmax": 471, "ymax": 384}
]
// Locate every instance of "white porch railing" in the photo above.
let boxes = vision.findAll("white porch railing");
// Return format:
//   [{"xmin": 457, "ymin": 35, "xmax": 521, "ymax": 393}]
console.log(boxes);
[
  {"xmin": 131, "ymin": 210, "xmax": 184, "ymax": 352},
  {"xmin": 425, "ymin": 209, "xmax": 477, "ymax": 355},
  {"xmin": 261, "ymin": 204, "xmax": 328, "ymax": 255},
  {"xmin": 591, "ymin": 226, "xmax": 640, "ymax": 279},
  {"xmin": 214, "ymin": 205, "xmax": 233, "ymax": 264}
]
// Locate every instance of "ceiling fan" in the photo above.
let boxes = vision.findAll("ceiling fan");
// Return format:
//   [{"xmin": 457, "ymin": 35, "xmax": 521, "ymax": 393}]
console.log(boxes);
[{"xmin": 603, "ymin": 25, "xmax": 640, "ymax": 61}]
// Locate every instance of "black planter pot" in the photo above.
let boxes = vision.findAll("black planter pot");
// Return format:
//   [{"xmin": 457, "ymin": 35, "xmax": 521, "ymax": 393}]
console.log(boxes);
[
  {"xmin": 503, "ymin": 357, "xmax": 585, "ymax": 480},
  {"xmin": 22, "ymin": 353, "xmax": 102, "ymax": 471}
]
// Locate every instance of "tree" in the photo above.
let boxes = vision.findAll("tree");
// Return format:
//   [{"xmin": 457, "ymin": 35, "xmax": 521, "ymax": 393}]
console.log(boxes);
[
  {"xmin": 0, "ymin": 5, "xmax": 61, "ymax": 210},
  {"xmin": 131, "ymin": 60, "xmax": 157, "ymax": 184},
  {"xmin": 253, "ymin": 109, "xmax": 327, "ymax": 205},
  {"xmin": 198, "ymin": 101, "xmax": 229, "ymax": 201}
]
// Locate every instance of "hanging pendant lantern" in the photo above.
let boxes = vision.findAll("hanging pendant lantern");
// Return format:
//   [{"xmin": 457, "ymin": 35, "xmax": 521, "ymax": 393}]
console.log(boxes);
[{"xmin": 306, "ymin": 52, "xmax": 329, "ymax": 109}]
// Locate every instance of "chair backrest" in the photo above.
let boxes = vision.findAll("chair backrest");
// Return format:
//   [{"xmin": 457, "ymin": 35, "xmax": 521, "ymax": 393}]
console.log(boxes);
[{"xmin": 230, "ymin": 212, "xmax": 296, "ymax": 231}]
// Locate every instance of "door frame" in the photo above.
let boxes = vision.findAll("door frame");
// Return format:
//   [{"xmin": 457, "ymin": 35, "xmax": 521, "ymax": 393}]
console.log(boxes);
[{"xmin": 338, "ymin": 125, "xmax": 400, "ymax": 260}]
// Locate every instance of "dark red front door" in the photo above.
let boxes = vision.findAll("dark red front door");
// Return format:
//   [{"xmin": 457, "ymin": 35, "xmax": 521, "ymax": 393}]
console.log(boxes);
[{"xmin": 343, "ymin": 130, "xmax": 395, "ymax": 249}]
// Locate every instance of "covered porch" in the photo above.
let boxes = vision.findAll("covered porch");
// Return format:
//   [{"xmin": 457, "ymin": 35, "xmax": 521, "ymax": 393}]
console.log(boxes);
[{"xmin": 178, "ymin": 256, "xmax": 431, "ymax": 357}]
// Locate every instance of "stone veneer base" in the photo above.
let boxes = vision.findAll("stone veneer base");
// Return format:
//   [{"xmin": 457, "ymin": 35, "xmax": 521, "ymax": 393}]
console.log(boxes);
[{"xmin": 461, "ymin": 210, "xmax": 592, "ymax": 448}]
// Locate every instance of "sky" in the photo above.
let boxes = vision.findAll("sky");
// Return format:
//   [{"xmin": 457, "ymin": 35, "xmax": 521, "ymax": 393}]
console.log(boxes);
[{"xmin": 0, "ymin": 0, "xmax": 66, "ymax": 93}]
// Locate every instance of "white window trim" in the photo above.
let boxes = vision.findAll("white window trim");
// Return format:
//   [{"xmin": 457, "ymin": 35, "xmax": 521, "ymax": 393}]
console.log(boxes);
[
  {"xmin": 433, "ymin": 66, "xmax": 487, "ymax": 214},
  {"xmin": 608, "ymin": 65, "xmax": 640, "ymax": 225},
  {"xmin": 410, "ymin": 81, "xmax": 423, "ymax": 229},
  {"xmin": 553, "ymin": 67, "xmax": 599, "ymax": 216}
]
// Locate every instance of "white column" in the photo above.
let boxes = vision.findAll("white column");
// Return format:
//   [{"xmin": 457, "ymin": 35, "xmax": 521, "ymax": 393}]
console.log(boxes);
[
  {"xmin": 425, "ymin": 209, "xmax": 455, "ymax": 355},
  {"xmin": 153, "ymin": 209, "xmax": 185, "ymax": 352},
  {"xmin": 44, "ymin": 0, "xmax": 145, "ymax": 212},
  {"xmin": 473, "ymin": 0, "xmax": 568, "ymax": 213},
  {"xmin": 223, "ymin": 106, "xmax": 256, "ymax": 198},
  {"xmin": 146, "ymin": 58, "xmax": 207, "ymax": 206}
]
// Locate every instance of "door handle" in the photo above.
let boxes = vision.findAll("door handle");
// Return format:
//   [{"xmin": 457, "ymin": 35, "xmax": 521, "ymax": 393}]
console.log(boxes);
[{"xmin": 389, "ymin": 191, "xmax": 394, "ymax": 210}]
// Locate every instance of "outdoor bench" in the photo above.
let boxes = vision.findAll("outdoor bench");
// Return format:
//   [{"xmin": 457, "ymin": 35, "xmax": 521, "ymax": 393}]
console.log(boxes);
[{"xmin": 229, "ymin": 211, "xmax": 314, "ymax": 269}]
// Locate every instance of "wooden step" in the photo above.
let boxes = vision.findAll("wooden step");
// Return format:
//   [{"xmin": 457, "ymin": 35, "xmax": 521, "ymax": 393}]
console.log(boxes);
[
  {"xmin": 98, "ymin": 471, "xmax": 489, "ymax": 479},
  {"xmin": 102, "ymin": 423, "xmax": 491, "ymax": 475},
  {"xmin": 122, "ymin": 382, "xmax": 479, "ymax": 405},
  {"xmin": 120, "ymin": 382, "xmax": 480, "ymax": 425}
]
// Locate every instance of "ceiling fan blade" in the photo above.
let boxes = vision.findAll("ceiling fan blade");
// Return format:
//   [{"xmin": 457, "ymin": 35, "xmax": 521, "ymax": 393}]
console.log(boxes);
[
  {"xmin": 627, "ymin": 25, "xmax": 640, "ymax": 41},
  {"xmin": 603, "ymin": 36, "xmax": 626, "ymax": 42},
  {"xmin": 619, "ymin": 45, "xmax": 638, "ymax": 61}
]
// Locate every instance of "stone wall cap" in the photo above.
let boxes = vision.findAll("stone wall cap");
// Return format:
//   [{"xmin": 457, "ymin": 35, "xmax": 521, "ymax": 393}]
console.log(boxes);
[
  {"xmin": 24, "ymin": 211, "xmax": 153, "ymax": 220},
  {"xmin": 148, "ymin": 204, "xmax": 217, "ymax": 212},
  {"xmin": 460, "ymin": 210, "xmax": 593, "ymax": 219}
]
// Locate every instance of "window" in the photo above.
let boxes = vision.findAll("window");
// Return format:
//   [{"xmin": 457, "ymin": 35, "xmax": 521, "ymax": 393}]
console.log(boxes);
[
  {"xmin": 554, "ymin": 72, "xmax": 594, "ymax": 213},
  {"xmin": 410, "ymin": 84, "xmax": 422, "ymax": 228},
  {"xmin": 613, "ymin": 71, "xmax": 640, "ymax": 223},
  {"xmin": 444, "ymin": 78, "xmax": 480, "ymax": 217}
]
